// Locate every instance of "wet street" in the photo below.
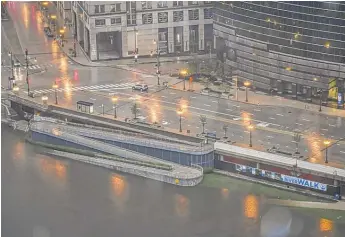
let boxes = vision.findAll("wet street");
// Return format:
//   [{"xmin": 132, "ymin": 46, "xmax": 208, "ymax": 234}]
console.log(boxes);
[{"xmin": 1, "ymin": 126, "xmax": 344, "ymax": 237}]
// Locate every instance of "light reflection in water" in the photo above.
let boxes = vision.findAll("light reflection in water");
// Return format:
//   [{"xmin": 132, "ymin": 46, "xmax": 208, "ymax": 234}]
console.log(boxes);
[
  {"xmin": 221, "ymin": 188, "xmax": 229, "ymax": 200},
  {"xmin": 174, "ymin": 194, "xmax": 190, "ymax": 218},
  {"xmin": 244, "ymin": 195, "xmax": 258, "ymax": 219},
  {"xmin": 241, "ymin": 111, "xmax": 252, "ymax": 126},
  {"xmin": 38, "ymin": 156, "xmax": 67, "ymax": 185},
  {"xmin": 110, "ymin": 174, "xmax": 130, "ymax": 212}
]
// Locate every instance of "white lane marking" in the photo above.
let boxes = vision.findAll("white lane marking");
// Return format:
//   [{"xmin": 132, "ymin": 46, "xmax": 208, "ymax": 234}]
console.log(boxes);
[
  {"xmin": 233, "ymin": 117, "xmax": 241, "ymax": 121},
  {"xmin": 296, "ymin": 123, "xmax": 303, "ymax": 126},
  {"xmin": 233, "ymin": 105, "xmax": 240, "ymax": 108},
  {"xmin": 276, "ymin": 114, "xmax": 284, "ymax": 117},
  {"xmin": 340, "ymin": 151, "xmax": 345, "ymax": 154},
  {"xmin": 257, "ymin": 122, "xmax": 269, "ymax": 127},
  {"xmin": 161, "ymin": 96, "xmax": 166, "ymax": 98},
  {"xmin": 269, "ymin": 117, "xmax": 276, "ymax": 120},
  {"xmin": 302, "ymin": 118, "xmax": 310, "ymax": 122},
  {"xmin": 267, "ymin": 136, "xmax": 273, "ymax": 138},
  {"xmin": 204, "ymin": 104, "xmax": 211, "ymax": 107},
  {"xmin": 191, "ymin": 96, "xmax": 197, "ymax": 99},
  {"xmin": 321, "ymin": 128, "xmax": 328, "ymax": 131},
  {"xmin": 329, "ymin": 124, "xmax": 336, "ymax": 127},
  {"xmin": 212, "ymin": 100, "xmax": 218, "ymax": 103},
  {"xmin": 90, "ymin": 98, "xmax": 96, "ymax": 101},
  {"xmin": 170, "ymin": 92, "xmax": 176, "ymax": 95},
  {"xmin": 254, "ymin": 109, "xmax": 261, "ymax": 112},
  {"xmin": 226, "ymin": 109, "xmax": 233, "ymax": 112}
]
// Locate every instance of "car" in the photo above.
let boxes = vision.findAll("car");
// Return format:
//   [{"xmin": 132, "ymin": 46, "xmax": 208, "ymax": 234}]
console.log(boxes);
[
  {"xmin": 132, "ymin": 84, "xmax": 148, "ymax": 92},
  {"xmin": 13, "ymin": 60, "xmax": 21, "ymax": 67}
]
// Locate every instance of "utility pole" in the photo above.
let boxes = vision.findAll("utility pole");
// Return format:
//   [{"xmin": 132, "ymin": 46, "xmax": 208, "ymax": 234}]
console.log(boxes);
[
  {"xmin": 25, "ymin": 49, "xmax": 30, "ymax": 95},
  {"xmin": 155, "ymin": 40, "xmax": 160, "ymax": 86},
  {"xmin": 8, "ymin": 51, "xmax": 14, "ymax": 90}
]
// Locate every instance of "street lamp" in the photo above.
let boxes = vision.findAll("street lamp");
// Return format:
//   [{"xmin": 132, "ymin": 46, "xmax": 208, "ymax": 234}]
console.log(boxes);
[
  {"xmin": 12, "ymin": 85, "xmax": 19, "ymax": 94},
  {"xmin": 323, "ymin": 140, "xmax": 331, "ymax": 164},
  {"xmin": 8, "ymin": 51, "xmax": 14, "ymax": 89},
  {"xmin": 153, "ymin": 39, "xmax": 160, "ymax": 86},
  {"xmin": 101, "ymin": 104, "xmax": 104, "ymax": 115},
  {"xmin": 244, "ymin": 81, "xmax": 251, "ymax": 102},
  {"xmin": 318, "ymin": 89, "xmax": 323, "ymax": 112},
  {"xmin": 248, "ymin": 123, "xmax": 254, "ymax": 147},
  {"xmin": 112, "ymin": 96, "xmax": 118, "ymax": 118},
  {"xmin": 180, "ymin": 70, "xmax": 187, "ymax": 90},
  {"xmin": 52, "ymin": 82, "xmax": 58, "ymax": 105},
  {"xmin": 41, "ymin": 95, "xmax": 48, "ymax": 105},
  {"xmin": 50, "ymin": 15, "xmax": 56, "ymax": 19},
  {"xmin": 177, "ymin": 108, "xmax": 183, "ymax": 132}
]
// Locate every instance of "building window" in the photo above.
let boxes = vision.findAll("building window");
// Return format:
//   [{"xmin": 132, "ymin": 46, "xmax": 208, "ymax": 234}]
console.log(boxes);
[
  {"xmin": 127, "ymin": 14, "xmax": 136, "ymax": 25},
  {"xmin": 173, "ymin": 11, "xmax": 183, "ymax": 22},
  {"xmin": 94, "ymin": 5, "xmax": 105, "ymax": 14},
  {"xmin": 204, "ymin": 1, "xmax": 212, "ymax": 4},
  {"xmin": 95, "ymin": 19, "xmax": 105, "ymax": 26},
  {"xmin": 188, "ymin": 9, "xmax": 199, "ymax": 20},
  {"xmin": 204, "ymin": 8, "xmax": 212, "ymax": 19},
  {"xmin": 157, "ymin": 1, "xmax": 168, "ymax": 8},
  {"xmin": 173, "ymin": 1, "xmax": 183, "ymax": 7},
  {"xmin": 158, "ymin": 32, "xmax": 167, "ymax": 41},
  {"xmin": 111, "ymin": 17, "xmax": 121, "ymax": 25},
  {"xmin": 110, "ymin": 3, "xmax": 121, "ymax": 12},
  {"xmin": 141, "ymin": 1, "xmax": 152, "ymax": 9},
  {"xmin": 142, "ymin": 13, "xmax": 153, "ymax": 24},
  {"xmin": 158, "ymin": 12, "xmax": 168, "ymax": 23},
  {"xmin": 188, "ymin": 1, "xmax": 198, "ymax": 5}
]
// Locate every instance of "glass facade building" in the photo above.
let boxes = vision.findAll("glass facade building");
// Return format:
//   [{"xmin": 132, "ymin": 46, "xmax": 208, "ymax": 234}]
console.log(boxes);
[{"xmin": 213, "ymin": 1, "xmax": 345, "ymax": 105}]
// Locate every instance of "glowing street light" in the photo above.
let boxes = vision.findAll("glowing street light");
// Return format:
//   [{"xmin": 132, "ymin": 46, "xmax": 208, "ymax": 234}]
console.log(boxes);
[
  {"xmin": 112, "ymin": 96, "xmax": 118, "ymax": 118},
  {"xmin": 12, "ymin": 85, "xmax": 19, "ymax": 94},
  {"xmin": 323, "ymin": 140, "xmax": 331, "ymax": 163},
  {"xmin": 42, "ymin": 2, "xmax": 48, "ymax": 6},
  {"xmin": 324, "ymin": 42, "xmax": 330, "ymax": 49},
  {"xmin": 50, "ymin": 15, "xmax": 56, "ymax": 19},
  {"xmin": 177, "ymin": 108, "xmax": 183, "ymax": 132},
  {"xmin": 248, "ymin": 123, "xmax": 254, "ymax": 147},
  {"xmin": 52, "ymin": 82, "xmax": 58, "ymax": 105},
  {"xmin": 59, "ymin": 29, "xmax": 65, "ymax": 34},
  {"xmin": 41, "ymin": 95, "xmax": 48, "ymax": 105},
  {"xmin": 180, "ymin": 70, "xmax": 187, "ymax": 90},
  {"xmin": 244, "ymin": 81, "xmax": 251, "ymax": 102}
]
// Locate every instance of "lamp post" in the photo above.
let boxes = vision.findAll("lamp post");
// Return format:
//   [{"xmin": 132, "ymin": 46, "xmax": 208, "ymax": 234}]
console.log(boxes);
[
  {"xmin": 244, "ymin": 81, "xmax": 251, "ymax": 102},
  {"xmin": 177, "ymin": 108, "xmax": 183, "ymax": 132},
  {"xmin": 180, "ymin": 70, "xmax": 187, "ymax": 90},
  {"xmin": 52, "ymin": 82, "xmax": 58, "ymax": 104},
  {"xmin": 153, "ymin": 39, "xmax": 160, "ymax": 85},
  {"xmin": 248, "ymin": 123, "xmax": 254, "ymax": 147},
  {"xmin": 25, "ymin": 49, "xmax": 31, "ymax": 95},
  {"xmin": 8, "ymin": 51, "xmax": 14, "ymax": 90},
  {"xmin": 59, "ymin": 29, "xmax": 65, "ymax": 47},
  {"xmin": 112, "ymin": 96, "xmax": 118, "ymax": 118},
  {"xmin": 324, "ymin": 140, "xmax": 330, "ymax": 164},
  {"xmin": 318, "ymin": 89, "xmax": 323, "ymax": 112},
  {"xmin": 101, "ymin": 104, "xmax": 104, "ymax": 115}
]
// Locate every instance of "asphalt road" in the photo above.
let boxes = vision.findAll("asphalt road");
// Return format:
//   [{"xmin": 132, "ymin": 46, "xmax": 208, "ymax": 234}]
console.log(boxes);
[{"xmin": 2, "ymin": 2, "xmax": 345, "ymax": 167}]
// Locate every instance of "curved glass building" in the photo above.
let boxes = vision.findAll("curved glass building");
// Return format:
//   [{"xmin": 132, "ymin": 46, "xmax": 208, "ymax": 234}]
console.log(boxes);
[{"xmin": 213, "ymin": 1, "xmax": 345, "ymax": 106}]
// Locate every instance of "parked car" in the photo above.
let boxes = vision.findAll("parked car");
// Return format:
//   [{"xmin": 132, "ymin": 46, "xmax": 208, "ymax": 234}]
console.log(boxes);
[{"xmin": 132, "ymin": 84, "xmax": 148, "ymax": 92}]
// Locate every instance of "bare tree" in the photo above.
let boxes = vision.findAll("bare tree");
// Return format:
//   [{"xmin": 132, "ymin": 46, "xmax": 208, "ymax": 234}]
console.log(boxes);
[
  {"xmin": 199, "ymin": 115, "xmax": 207, "ymax": 134},
  {"xmin": 131, "ymin": 103, "xmax": 139, "ymax": 119},
  {"xmin": 222, "ymin": 124, "xmax": 229, "ymax": 138}
]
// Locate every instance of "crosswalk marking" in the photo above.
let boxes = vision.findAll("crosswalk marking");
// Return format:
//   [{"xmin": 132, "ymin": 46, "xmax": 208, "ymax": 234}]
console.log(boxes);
[{"xmin": 32, "ymin": 83, "xmax": 137, "ymax": 94}]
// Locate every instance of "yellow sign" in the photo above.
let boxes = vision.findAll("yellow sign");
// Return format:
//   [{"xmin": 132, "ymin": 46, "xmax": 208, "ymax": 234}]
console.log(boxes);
[{"xmin": 175, "ymin": 179, "xmax": 180, "ymax": 184}]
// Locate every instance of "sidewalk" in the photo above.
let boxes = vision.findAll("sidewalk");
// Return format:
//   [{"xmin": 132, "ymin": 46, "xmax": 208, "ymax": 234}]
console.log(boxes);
[{"xmin": 267, "ymin": 199, "xmax": 345, "ymax": 211}]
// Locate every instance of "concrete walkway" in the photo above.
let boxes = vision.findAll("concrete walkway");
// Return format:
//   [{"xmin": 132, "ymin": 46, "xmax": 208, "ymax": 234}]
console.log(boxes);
[{"xmin": 267, "ymin": 199, "xmax": 345, "ymax": 211}]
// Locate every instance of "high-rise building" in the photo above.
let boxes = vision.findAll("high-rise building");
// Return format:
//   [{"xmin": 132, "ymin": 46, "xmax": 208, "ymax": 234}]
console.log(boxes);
[
  {"xmin": 71, "ymin": 1, "xmax": 213, "ymax": 61},
  {"xmin": 213, "ymin": 2, "xmax": 345, "ymax": 105}
]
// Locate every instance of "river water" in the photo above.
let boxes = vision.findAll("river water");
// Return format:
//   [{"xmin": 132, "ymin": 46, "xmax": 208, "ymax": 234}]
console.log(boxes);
[{"xmin": 2, "ymin": 126, "xmax": 344, "ymax": 237}]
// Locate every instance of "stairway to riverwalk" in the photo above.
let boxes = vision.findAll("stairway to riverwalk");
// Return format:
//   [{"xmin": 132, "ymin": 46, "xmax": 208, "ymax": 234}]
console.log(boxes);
[{"xmin": 29, "ymin": 121, "xmax": 202, "ymax": 176}]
